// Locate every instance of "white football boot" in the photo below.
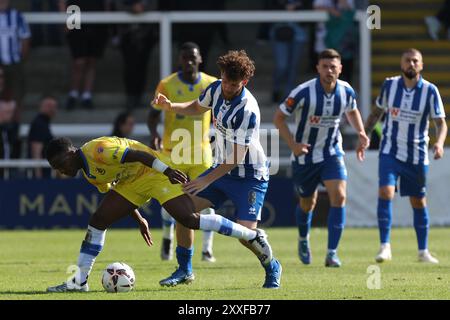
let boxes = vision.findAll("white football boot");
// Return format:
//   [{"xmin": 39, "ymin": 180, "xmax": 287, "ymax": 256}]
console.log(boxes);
[
  {"xmin": 418, "ymin": 250, "xmax": 439, "ymax": 264},
  {"xmin": 375, "ymin": 243, "xmax": 392, "ymax": 263},
  {"xmin": 47, "ymin": 277, "xmax": 89, "ymax": 293}
]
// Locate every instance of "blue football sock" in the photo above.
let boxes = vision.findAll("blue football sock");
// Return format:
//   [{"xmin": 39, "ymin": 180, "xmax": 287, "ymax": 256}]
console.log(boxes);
[
  {"xmin": 295, "ymin": 206, "xmax": 312, "ymax": 239},
  {"xmin": 176, "ymin": 246, "xmax": 194, "ymax": 273},
  {"xmin": 327, "ymin": 207, "xmax": 345, "ymax": 251},
  {"xmin": 413, "ymin": 207, "xmax": 429, "ymax": 251},
  {"xmin": 377, "ymin": 198, "xmax": 392, "ymax": 244}
]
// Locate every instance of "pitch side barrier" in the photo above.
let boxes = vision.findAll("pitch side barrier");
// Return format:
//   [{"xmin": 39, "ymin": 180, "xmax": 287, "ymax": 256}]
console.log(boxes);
[{"xmin": 1, "ymin": 151, "xmax": 450, "ymax": 228}]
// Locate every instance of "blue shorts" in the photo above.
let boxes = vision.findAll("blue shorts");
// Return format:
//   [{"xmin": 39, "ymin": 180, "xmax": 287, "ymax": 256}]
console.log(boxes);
[
  {"xmin": 197, "ymin": 168, "xmax": 269, "ymax": 222},
  {"xmin": 292, "ymin": 156, "xmax": 347, "ymax": 197},
  {"xmin": 379, "ymin": 154, "xmax": 428, "ymax": 197}
]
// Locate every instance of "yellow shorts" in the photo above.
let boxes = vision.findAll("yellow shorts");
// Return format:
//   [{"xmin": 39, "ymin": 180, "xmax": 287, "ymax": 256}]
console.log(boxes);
[
  {"xmin": 162, "ymin": 148, "xmax": 212, "ymax": 180},
  {"xmin": 113, "ymin": 171, "xmax": 184, "ymax": 207}
]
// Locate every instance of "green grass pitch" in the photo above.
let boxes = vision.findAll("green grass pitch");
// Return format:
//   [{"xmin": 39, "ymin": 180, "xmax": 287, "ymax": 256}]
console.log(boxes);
[{"xmin": 1, "ymin": 227, "xmax": 449, "ymax": 300}]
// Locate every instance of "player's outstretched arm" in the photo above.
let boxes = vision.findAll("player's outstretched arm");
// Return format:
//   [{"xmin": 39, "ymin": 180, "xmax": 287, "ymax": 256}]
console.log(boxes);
[
  {"xmin": 147, "ymin": 107, "xmax": 162, "ymax": 150},
  {"xmin": 183, "ymin": 143, "xmax": 248, "ymax": 195},
  {"xmin": 273, "ymin": 109, "xmax": 310, "ymax": 156},
  {"xmin": 130, "ymin": 209, "xmax": 153, "ymax": 247},
  {"xmin": 123, "ymin": 149, "xmax": 188, "ymax": 184},
  {"xmin": 364, "ymin": 107, "xmax": 385, "ymax": 136},
  {"xmin": 433, "ymin": 117, "xmax": 447, "ymax": 160},
  {"xmin": 152, "ymin": 93, "xmax": 209, "ymax": 116},
  {"xmin": 346, "ymin": 109, "xmax": 370, "ymax": 161}
]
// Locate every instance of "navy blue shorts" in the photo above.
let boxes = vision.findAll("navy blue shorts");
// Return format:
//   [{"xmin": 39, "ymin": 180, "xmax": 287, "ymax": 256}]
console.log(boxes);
[
  {"xmin": 292, "ymin": 156, "xmax": 347, "ymax": 197},
  {"xmin": 197, "ymin": 168, "xmax": 268, "ymax": 222},
  {"xmin": 379, "ymin": 154, "xmax": 428, "ymax": 197}
]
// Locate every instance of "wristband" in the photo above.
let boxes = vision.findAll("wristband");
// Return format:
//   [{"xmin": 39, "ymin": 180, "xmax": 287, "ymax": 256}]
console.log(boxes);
[{"xmin": 152, "ymin": 158, "xmax": 169, "ymax": 173}]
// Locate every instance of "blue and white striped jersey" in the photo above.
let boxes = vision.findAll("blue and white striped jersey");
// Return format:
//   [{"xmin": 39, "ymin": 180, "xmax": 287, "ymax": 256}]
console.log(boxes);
[
  {"xmin": 279, "ymin": 77, "xmax": 357, "ymax": 164},
  {"xmin": 0, "ymin": 8, "xmax": 31, "ymax": 65},
  {"xmin": 198, "ymin": 80, "xmax": 269, "ymax": 180},
  {"xmin": 376, "ymin": 76, "xmax": 445, "ymax": 165}
]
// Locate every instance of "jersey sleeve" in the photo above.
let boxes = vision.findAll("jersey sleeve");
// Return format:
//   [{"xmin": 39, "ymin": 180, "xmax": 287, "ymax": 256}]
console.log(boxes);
[
  {"xmin": 279, "ymin": 86, "xmax": 306, "ymax": 116},
  {"xmin": 344, "ymin": 87, "xmax": 358, "ymax": 112},
  {"xmin": 376, "ymin": 80, "xmax": 389, "ymax": 110},
  {"xmin": 198, "ymin": 80, "xmax": 221, "ymax": 109},
  {"xmin": 429, "ymin": 85, "xmax": 446, "ymax": 119}
]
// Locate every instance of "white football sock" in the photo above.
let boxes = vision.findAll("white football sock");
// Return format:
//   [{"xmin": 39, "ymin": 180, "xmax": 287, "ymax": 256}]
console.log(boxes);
[
  {"xmin": 199, "ymin": 214, "xmax": 257, "ymax": 241},
  {"xmin": 76, "ymin": 225, "xmax": 106, "ymax": 285}
]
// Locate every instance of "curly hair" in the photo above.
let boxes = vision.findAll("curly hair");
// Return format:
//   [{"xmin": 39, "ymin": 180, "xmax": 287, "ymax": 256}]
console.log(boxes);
[{"xmin": 216, "ymin": 50, "xmax": 255, "ymax": 81}]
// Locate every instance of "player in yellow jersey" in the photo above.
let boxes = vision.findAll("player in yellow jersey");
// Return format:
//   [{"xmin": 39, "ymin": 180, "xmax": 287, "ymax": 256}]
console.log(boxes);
[
  {"xmin": 147, "ymin": 42, "xmax": 217, "ymax": 263},
  {"xmin": 45, "ymin": 136, "xmax": 273, "ymax": 292}
]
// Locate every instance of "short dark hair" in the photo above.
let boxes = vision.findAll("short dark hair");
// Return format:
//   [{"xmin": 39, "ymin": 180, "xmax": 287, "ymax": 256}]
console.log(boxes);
[
  {"xmin": 45, "ymin": 137, "xmax": 73, "ymax": 161},
  {"xmin": 179, "ymin": 42, "xmax": 200, "ymax": 53},
  {"xmin": 217, "ymin": 50, "xmax": 255, "ymax": 81},
  {"xmin": 318, "ymin": 49, "xmax": 341, "ymax": 61},
  {"xmin": 112, "ymin": 111, "xmax": 132, "ymax": 137},
  {"xmin": 402, "ymin": 48, "xmax": 422, "ymax": 58}
]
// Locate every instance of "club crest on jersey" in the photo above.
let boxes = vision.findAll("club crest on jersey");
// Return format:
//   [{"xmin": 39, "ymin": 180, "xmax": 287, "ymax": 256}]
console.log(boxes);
[
  {"xmin": 309, "ymin": 115, "xmax": 321, "ymax": 124},
  {"xmin": 390, "ymin": 108, "xmax": 400, "ymax": 117},
  {"xmin": 97, "ymin": 147, "xmax": 104, "ymax": 153}
]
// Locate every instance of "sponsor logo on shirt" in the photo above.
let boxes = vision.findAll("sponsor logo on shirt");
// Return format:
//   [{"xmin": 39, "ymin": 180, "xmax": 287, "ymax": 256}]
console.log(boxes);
[
  {"xmin": 285, "ymin": 97, "xmax": 296, "ymax": 111},
  {"xmin": 308, "ymin": 115, "xmax": 340, "ymax": 127},
  {"xmin": 95, "ymin": 167, "xmax": 106, "ymax": 175}
]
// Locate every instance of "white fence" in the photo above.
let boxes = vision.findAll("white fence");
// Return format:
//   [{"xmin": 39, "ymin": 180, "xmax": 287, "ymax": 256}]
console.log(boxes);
[{"xmin": 23, "ymin": 10, "xmax": 371, "ymax": 119}]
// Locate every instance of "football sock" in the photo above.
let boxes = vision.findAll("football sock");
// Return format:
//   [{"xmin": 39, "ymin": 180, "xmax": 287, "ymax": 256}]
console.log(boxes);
[
  {"xmin": 161, "ymin": 207, "xmax": 175, "ymax": 240},
  {"xmin": 295, "ymin": 205, "xmax": 312, "ymax": 239},
  {"xmin": 199, "ymin": 214, "xmax": 257, "ymax": 241},
  {"xmin": 327, "ymin": 206, "xmax": 345, "ymax": 251},
  {"xmin": 377, "ymin": 198, "xmax": 392, "ymax": 244},
  {"xmin": 413, "ymin": 207, "xmax": 429, "ymax": 250},
  {"xmin": 176, "ymin": 246, "xmax": 194, "ymax": 273},
  {"xmin": 76, "ymin": 225, "xmax": 106, "ymax": 285},
  {"xmin": 201, "ymin": 208, "xmax": 214, "ymax": 253}
]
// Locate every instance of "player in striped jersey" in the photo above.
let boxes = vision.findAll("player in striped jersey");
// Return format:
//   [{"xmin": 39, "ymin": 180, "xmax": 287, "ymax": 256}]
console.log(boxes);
[
  {"xmin": 274, "ymin": 49, "xmax": 369, "ymax": 267},
  {"xmin": 365, "ymin": 48, "xmax": 447, "ymax": 264},
  {"xmin": 154, "ymin": 50, "xmax": 282, "ymax": 289}
]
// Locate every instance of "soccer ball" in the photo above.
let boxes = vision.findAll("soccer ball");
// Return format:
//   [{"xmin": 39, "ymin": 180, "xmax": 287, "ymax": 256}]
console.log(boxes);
[{"xmin": 101, "ymin": 262, "xmax": 135, "ymax": 293}]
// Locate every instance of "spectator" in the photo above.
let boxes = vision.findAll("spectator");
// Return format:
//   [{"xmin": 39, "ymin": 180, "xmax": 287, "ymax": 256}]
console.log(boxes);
[
  {"xmin": 268, "ymin": 0, "xmax": 308, "ymax": 103},
  {"xmin": 30, "ymin": 0, "xmax": 62, "ymax": 47},
  {"xmin": 27, "ymin": 95, "xmax": 58, "ymax": 178},
  {"xmin": 425, "ymin": 0, "xmax": 450, "ymax": 41},
  {"xmin": 118, "ymin": 0, "xmax": 158, "ymax": 110},
  {"xmin": 59, "ymin": 0, "xmax": 111, "ymax": 110},
  {"xmin": 0, "ymin": 99, "xmax": 18, "ymax": 179},
  {"xmin": 0, "ymin": 0, "xmax": 31, "ymax": 122},
  {"xmin": 111, "ymin": 111, "xmax": 135, "ymax": 138},
  {"xmin": 313, "ymin": 0, "xmax": 356, "ymax": 83}
]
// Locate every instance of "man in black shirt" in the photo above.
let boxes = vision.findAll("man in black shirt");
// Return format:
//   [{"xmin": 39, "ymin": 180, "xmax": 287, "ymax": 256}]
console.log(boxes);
[{"xmin": 27, "ymin": 95, "xmax": 58, "ymax": 178}]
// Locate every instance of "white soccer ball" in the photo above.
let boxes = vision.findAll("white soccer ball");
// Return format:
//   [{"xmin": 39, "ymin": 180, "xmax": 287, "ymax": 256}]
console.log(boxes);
[{"xmin": 101, "ymin": 262, "xmax": 135, "ymax": 293}]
